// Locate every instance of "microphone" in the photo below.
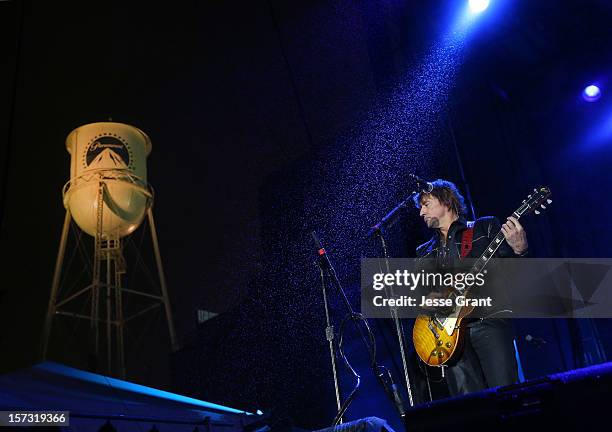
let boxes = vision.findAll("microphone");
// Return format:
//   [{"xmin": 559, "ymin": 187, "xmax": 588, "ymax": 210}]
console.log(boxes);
[
  {"xmin": 525, "ymin": 334, "xmax": 547, "ymax": 345},
  {"xmin": 311, "ymin": 231, "xmax": 325, "ymax": 255},
  {"xmin": 409, "ymin": 174, "xmax": 433, "ymax": 193},
  {"xmin": 311, "ymin": 231, "xmax": 332, "ymax": 268}
]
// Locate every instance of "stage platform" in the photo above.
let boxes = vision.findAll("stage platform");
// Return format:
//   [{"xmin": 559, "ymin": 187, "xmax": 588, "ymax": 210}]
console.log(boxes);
[
  {"xmin": 1, "ymin": 360, "xmax": 611, "ymax": 431},
  {"xmin": 403, "ymin": 361, "xmax": 612, "ymax": 431},
  {"xmin": 0, "ymin": 361, "xmax": 259, "ymax": 431}
]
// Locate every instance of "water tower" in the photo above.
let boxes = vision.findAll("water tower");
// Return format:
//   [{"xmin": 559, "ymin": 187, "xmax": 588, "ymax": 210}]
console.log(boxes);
[{"xmin": 42, "ymin": 122, "xmax": 178, "ymax": 378}]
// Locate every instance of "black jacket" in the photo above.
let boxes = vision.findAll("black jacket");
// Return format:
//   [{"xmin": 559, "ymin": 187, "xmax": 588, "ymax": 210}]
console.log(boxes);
[
  {"xmin": 415, "ymin": 215, "xmax": 528, "ymax": 261},
  {"xmin": 415, "ymin": 215, "xmax": 527, "ymax": 319}
]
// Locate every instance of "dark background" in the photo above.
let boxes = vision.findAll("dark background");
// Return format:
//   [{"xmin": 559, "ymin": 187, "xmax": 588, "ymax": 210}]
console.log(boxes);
[{"xmin": 1, "ymin": 0, "xmax": 612, "ymax": 430}]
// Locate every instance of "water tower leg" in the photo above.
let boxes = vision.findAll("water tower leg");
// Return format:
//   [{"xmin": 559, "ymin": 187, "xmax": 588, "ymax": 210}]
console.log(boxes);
[
  {"xmin": 147, "ymin": 208, "xmax": 179, "ymax": 351},
  {"xmin": 41, "ymin": 209, "xmax": 72, "ymax": 360},
  {"xmin": 106, "ymin": 256, "xmax": 112, "ymax": 374},
  {"xmin": 115, "ymin": 269, "xmax": 126, "ymax": 379}
]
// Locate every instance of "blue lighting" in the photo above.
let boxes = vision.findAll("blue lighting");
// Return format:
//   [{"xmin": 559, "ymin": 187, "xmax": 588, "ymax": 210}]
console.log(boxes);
[
  {"xmin": 583, "ymin": 110, "xmax": 612, "ymax": 150},
  {"xmin": 458, "ymin": 0, "xmax": 494, "ymax": 28},
  {"xmin": 469, "ymin": 0, "xmax": 490, "ymax": 13},
  {"xmin": 38, "ymin": 362, "xmax": 253, "ymax": 415},
  {"xmin": 583, "ymin": 84, "xmax": 601, "ymax": 102}
]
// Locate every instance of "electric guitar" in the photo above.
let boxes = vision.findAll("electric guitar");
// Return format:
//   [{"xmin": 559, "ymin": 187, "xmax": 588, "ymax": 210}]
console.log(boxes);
[{"xmin": 412, "ymin": 186, "xmax": 552, "ymax": 367}]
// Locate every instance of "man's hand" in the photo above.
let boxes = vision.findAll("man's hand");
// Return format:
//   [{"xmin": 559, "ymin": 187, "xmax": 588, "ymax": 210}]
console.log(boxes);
[{"xmin": 501, "ymin": 216, "xmax": 528, "ymax": 255}]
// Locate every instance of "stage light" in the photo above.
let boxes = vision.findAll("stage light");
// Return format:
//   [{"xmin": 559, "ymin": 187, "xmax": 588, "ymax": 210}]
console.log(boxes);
[
  {"xmin": 469, "ymin": 0, "xmax": 490, "ymax": 13},
  {"xmin": 582, "ymin": 85, "xmax": 601, "ymax": 102}
]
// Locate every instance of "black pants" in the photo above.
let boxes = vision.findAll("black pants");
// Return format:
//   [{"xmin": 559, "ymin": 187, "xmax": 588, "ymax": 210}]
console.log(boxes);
[{"xmin": 445, "ymin": 318, "xmax": 518, "ymax": 396}]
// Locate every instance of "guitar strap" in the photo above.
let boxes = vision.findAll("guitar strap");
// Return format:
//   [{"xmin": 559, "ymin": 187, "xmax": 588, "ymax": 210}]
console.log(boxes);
[{"xmin": 460, "ymin": 221, "xmax": 474, "ymax": 259}]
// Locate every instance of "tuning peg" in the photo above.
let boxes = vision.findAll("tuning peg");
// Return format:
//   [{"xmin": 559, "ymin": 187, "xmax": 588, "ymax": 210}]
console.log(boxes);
[
  {"xmin": 540, "ymin": 204, "xmax": 546, "ymax": 209},
  {"xmin": 546, "ymin": 199, "xmax": 552, "ymax": 204},
  {"xmin": 534, "ymin": 188, "xmax": 538, "ymax": 192},
  {"xmin": 535, "ymin": 210, "xmax": 541, "ymax": 215},
  {"xmin": 528, "ymin": 194, "xmax": 532, "ymax": 199}
]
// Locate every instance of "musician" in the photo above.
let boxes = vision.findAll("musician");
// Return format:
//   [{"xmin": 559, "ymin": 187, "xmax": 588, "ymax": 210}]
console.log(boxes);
[{"xmin": 413, "ymin": 179, "xmax": 528, "ymax": 396}]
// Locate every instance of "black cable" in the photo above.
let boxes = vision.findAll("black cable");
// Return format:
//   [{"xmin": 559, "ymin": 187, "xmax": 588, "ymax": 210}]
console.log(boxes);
[
  {"xmin": 417, "ymin": 360, "xmax": 445, "ymax": 383},
  {"xmin": 332, "ymin": 312, "xmax": 361, "ymax": 426},
  {"xmin": 333, "ymin": 312, "xmax": 373, "ymax": 425}
]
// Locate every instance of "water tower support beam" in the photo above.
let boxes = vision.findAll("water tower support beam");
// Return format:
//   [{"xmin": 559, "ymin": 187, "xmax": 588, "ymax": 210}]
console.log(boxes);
[
  {"xmin": 147, "ymin": 208, "xmax": 179, "ymax": 352},
  {"xmin": 41, "ymin": 209, "xmax": 72, "ymax": 360},
  {"xmin": 115, "ymin": 268, "xmax": 126, "ymax": 379},
  {"xmin": 106, "ymin": 253, "xmax": 112, "ymax": 374}
]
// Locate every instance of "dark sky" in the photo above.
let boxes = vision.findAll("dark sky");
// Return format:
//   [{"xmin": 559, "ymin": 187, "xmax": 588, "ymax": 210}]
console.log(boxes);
[{"xmin": 1, "ymin": 0, "xmax": 612, "ymax": 428}]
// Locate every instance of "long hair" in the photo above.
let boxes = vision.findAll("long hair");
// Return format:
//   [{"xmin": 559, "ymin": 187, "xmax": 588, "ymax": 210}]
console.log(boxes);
[{"xmin": 412, "ymin": 179, "xmax": 467, "ymax": 217}]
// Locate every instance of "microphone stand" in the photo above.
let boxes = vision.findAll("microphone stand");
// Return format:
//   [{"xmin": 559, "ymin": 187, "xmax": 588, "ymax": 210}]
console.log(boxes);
[
  {"xmin": 366, "ymin": 193, "xmax": 417, "ymax": 238},
  {"xmin": 313, "ymin": 233, "xmax": 406, "ymax": 422},
  {"xmin": 315, "ymin": 261, "xmax": 343, "ymax": 423},
  {"xmin": 367, "ymin": 190, "xmax": 419, "ymax": 408}
]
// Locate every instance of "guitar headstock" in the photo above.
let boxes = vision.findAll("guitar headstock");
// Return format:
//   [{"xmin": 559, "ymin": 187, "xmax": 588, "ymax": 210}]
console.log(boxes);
[{"xmin": 516, "ymin": 186, "xmax": 552, "ymax": 217}]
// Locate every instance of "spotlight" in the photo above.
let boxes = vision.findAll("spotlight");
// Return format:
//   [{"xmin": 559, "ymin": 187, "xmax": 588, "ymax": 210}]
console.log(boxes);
[
  {"xmin": 469, "ymin": 0, "xmax": 490, "ymax": 13},
  {"xmin": 582, "ymin": 84, "xmax": 601, "ymax": 102}
]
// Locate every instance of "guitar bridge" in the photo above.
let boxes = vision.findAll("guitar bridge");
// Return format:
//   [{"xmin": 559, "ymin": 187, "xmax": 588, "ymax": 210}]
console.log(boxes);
[
  {"xmin": 433, "ymin": 316, "xmax": 446, "ymax": 329},
  {"xmin": 427, "ymin": 321, "xmax": 440, "ymax": 339}
]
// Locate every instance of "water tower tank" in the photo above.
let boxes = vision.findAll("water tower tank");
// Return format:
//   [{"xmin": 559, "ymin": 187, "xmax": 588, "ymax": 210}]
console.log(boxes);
[{"xmin": 64, "ymin": 122, "xmax": 153, "ymax": 239}]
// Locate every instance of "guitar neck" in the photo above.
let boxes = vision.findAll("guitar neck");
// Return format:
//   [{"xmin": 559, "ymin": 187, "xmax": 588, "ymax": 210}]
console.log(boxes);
[
  {"xmin": 469, "ymin": 203, "xmax": 532, "ymax": 275},
  {"xmin": 457, "ymin": 186, "xmax": 551, "ymax": 296},
  {"xmin": 470, "ymin": 229, "xmax": 507, "ymax": 275}
]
